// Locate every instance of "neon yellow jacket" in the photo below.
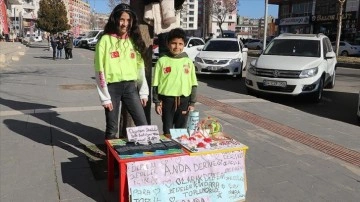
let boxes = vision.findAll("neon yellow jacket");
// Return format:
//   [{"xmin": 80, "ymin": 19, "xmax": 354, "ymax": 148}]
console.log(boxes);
[{"xmin": 94, "ymin": 34, "xmax": 148, "ymax": 105}]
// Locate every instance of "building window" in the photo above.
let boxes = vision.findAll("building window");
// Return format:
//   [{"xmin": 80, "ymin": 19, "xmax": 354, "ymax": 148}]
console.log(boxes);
[
  {"xmin": 189, "ymin": 11, "xmax": 194, "ymax": 15},
  {"xmin": 280, "ymin": 5, "xmax": 290, "ymax": 18},
  {"xmin": 228, "ymin": 23, "xmax": 232, "ymax": 26},
  {"xmin": 292, "ymin": 1, "xmax": 313, "ymax": 16},
  {"xmin": 189, "ymin": 17, "xmax": 194, "ymax": 21},
  {"xmin": 189, "ymin": 23, "xmax": 194, "ymax": 28},
  {"xmin": 229, "ymin": 16, "xmax": 232, "ymax": 20},
  {"xmin": 189, "ymin": 5, "xmax": 194, "ymax": 9}
]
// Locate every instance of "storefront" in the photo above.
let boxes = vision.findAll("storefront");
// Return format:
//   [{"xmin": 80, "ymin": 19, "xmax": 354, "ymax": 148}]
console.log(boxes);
[
  {"xmin": 279, "ymin": 16, "xmax": 312, "ymax": 34},
  {"xmin": 312, "ymin": 11, "xmax": 358, "ymax": 42}
]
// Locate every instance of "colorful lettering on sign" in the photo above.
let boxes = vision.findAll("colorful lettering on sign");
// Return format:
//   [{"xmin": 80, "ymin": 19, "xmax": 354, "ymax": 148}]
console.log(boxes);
[{"xmin": 127, "ymin": 151, "xmax": 246, "ymax": 201}]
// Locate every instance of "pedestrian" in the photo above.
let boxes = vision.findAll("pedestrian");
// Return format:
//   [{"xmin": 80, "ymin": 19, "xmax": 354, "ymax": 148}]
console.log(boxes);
[
  {"xmin": 56, "ymin": 33, "xmax": 64, "ymax": 59},
  {"xmin": 50, "ymin": 33, "xmax": 58, "ymax": 60},
  {"xmin": 65, "ymin": 33, "xmax": 73, "ymax": 60},
  {"xmin": 152, "ymin": 28, "xmax": 198, "ymax": 135},
  {"xmin": 94, "ymin": 3, "xmax": 149, "ymax": 140}
]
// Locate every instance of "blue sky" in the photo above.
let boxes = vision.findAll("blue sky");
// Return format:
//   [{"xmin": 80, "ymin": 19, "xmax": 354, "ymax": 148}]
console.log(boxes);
[{"xmin": 91, "ymin": 0, "xmax": 279, "ymax": 18}]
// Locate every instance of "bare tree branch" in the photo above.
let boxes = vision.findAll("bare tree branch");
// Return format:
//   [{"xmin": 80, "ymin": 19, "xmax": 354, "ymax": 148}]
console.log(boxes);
[{"xmin": 207, "ymin": 0, "xmax": 238, "ymax": 36}]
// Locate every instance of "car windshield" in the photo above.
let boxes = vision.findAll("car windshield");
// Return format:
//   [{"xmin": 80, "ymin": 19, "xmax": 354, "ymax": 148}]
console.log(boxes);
[
  {"xmin": 203, "ymin": 40, "xmax": 239, "ymax": 52},
  {"xmin": 264, "ymin": 39, "xmax": 320, "ymax": 57},
  {"xmin": 87, "ymin": 31, "xmax": 99, "ymax": 38}
]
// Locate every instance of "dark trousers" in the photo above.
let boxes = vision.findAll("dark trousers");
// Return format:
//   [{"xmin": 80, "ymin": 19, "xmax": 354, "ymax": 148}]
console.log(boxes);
[
  {"xmin": 105, "ymin": 81, "xmax": 148, "ymax": 139},
  {"xmin": 65, "ymin": 48, "xmax": 73, "ymax": 59},
  {"xmin": 52, "ymin": 46, "xmax": 57, "ymax": 59},
  {"xmin": 159, "ymin": 95, "xmax": 190, "ymax": 134}
]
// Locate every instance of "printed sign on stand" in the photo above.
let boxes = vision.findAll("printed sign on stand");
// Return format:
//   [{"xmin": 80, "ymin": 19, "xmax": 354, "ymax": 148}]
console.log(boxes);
[
  {"xmin": 127, "ymin": 151, "xmax": 247, "ymax": 202},
  {"xmin": 126, "ymin": 125, "xmax": 160, "ymax": 144}
]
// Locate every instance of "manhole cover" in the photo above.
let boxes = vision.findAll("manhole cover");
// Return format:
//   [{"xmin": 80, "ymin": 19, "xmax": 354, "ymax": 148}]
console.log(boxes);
[{"xmin": 60, "ymin": 84, "xmax": 96, "ymax": 90}]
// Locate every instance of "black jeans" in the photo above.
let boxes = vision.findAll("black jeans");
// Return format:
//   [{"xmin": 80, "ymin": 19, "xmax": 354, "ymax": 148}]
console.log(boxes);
[
  {"xmin": 52, "ymin": 45, "xmax": 57, "ymax": 59},
  {"xmin": 105, "ymin": 81, "xmax": 148, "ymax": 139},
  {"xmin": 65, "ymin": 48, "xmax": 72, "ymax": 59},
  {"xmin": 159, "ymin": 95, "xmax": 190, "ymax": 134}
]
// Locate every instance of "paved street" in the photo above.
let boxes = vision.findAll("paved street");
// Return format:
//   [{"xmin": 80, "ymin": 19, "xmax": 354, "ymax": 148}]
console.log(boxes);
[{"xmin": 0, "ymin": 43, "xmax": 359, "ymax": 202}]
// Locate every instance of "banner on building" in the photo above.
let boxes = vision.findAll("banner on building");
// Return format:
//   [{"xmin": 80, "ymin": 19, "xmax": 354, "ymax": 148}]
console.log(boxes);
[
  {"xmin": 280, "ymin": 16, "xmax": 310, "ymax": 26},
  {"xmin": 0, "ymin": 0, "xmax": 9, "ymax": 34}
]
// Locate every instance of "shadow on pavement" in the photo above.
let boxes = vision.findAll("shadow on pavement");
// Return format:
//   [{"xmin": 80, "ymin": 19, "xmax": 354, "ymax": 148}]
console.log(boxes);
[
  {"xmin": 1, "ymin": 98, "xmax": 110, "ymax": 201},
  {"xmin": 33, "ymin": 56, "xmax": 54, "ymax": 60}
]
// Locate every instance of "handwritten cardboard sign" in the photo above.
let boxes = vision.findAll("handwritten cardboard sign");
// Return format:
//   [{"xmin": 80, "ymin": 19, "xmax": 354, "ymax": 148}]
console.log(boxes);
[
  {"xmin": 126, "ymin": 125, "xmax": 160, "ymax": 144},
  {"xmin": 127, "ymin": 151, "xmax": 246, "ymax": 201}
]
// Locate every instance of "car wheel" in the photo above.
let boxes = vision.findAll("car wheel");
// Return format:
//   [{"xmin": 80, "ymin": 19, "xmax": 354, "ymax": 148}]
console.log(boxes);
[
  {"xmin": 340, "ymin": 51, "xmax": 348, "ymax": 56},
  {"xmin": 326, "ymin": 70, "xmax": 336, "ymax": 89},
  {"xmin": 312, "ymin": 77, "xmax": 324, "ymax": 103}
]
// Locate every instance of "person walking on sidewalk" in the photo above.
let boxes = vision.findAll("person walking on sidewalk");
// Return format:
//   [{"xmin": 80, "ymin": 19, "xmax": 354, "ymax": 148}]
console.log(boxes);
[
  {"xmin": 50, "ymin": 33, "xmax": 58, "ymax": 60},
  {"xmin": 152, "ymin": 28, "xmax": 198, "ymax": 135},
  {"xmin": 94, "ymin": 3, "xmax": 149, "ymax": 140},
  {"xmin": 56, "ymin": 33, "xmax": 64, "ymax": 59},
  {"xmin": 65, "ymin": 33, "xmax": 73, "ymax": 60}
]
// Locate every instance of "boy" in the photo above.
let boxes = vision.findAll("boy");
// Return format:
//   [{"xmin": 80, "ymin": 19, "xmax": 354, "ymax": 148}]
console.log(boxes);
[{"xmin": 152, "ymin": 28, "xmax": 198, "ymax": 135}]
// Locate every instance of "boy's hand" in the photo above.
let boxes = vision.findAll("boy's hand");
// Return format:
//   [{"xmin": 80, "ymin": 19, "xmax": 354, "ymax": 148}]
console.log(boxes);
[
  {"xmin": 188, "ymin": 106, "xmax": 194, "ymax": 112},
  {"xmin": 155, "ymin": 105, "xmax": 162, "ymax": 115}
]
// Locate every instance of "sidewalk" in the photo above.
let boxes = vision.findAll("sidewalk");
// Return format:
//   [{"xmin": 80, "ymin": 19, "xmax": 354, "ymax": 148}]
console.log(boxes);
[{"xmin": 0, "ymin": 45, "xmax": 359, "ymax": 202}]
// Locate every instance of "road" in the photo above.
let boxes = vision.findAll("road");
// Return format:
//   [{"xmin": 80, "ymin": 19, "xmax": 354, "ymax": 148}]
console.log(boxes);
[{"xmin": 1, "ymin": 45, "xmax": 359, "ymax": 202}]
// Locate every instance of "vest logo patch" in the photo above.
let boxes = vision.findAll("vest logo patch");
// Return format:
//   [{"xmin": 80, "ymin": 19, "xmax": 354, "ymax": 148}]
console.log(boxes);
[
  {"xmin": 110, "ymin": 51, "xmax": 120, "ymax": 58},
  {"xmin": 163, "ymin": 66, "xmax": 171, "ymax": 74},
  {"xmin": 130, "ymin": 52, "xmax": 135, "ymax": 59},
  {"xmin": 184, "ymin": 64, "xmax": 190, "ymax": 74}
]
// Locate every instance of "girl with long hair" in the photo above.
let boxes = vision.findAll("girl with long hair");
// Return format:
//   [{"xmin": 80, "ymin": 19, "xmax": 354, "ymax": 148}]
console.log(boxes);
[{"xmin": 94, "ymin": 3, "xmax": 148, "ymax": 140}]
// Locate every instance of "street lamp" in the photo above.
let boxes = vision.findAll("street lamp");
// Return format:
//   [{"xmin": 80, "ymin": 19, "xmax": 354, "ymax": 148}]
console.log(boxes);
[
  {"xmin": 335, "ymin": 0, "xmax": 346, "ymax": 56},
  {"xmin": 262, "ymin": 0, "xmax": 269, "ymax": 51}
]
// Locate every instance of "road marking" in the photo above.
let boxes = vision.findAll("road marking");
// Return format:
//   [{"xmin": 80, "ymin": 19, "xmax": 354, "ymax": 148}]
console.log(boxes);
[{"xmin": 0, "ymin": 98, "xmax": 266, "ymax": 116}]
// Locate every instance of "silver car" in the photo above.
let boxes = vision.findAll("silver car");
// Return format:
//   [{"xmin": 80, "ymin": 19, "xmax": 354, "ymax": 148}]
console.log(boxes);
[{"xmin": 194, "ymin": 38, "xmax": 248, "ymax": 78}]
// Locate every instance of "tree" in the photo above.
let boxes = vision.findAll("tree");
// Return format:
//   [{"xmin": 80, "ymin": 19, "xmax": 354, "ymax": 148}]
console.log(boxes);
[
  {"xmin": 108, "ymin": 0, "xmax": 130, "ymax": 11},
  {"xmin": 207, "ymin": 0, "xmax": 238, "ymax": 37},
  {"xmin": 36, "ymin": 0, "xmax": 70, "ymax": 34}
]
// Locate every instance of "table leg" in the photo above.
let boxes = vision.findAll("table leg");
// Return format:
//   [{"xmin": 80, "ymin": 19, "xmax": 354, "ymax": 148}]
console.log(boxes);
[
  {"xmin": 107, "ymin": 146, "xmax": 114, "ymax": 191},
  {"xmin": 119, "ymin": 163, "xmax": 127, "ymax": 202}
]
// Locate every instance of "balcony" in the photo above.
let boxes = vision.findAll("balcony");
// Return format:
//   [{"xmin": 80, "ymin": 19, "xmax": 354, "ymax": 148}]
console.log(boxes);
[
  {"xmin": 8, "ymin": 0, "xmax": 21, "ymax": 5},
  {"xmin": 22, "ymin": 13, "xmax": 35, "ymax": 19},
  {"xmin": 23, "ymin": 3, "xmax": 36, "ymax": 10}
]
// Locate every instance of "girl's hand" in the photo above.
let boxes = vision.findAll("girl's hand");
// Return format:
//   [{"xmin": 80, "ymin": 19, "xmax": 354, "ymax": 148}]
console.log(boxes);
[
  {"xmin": 155, "ymin": 105, "xmax": 162, "ymax": 115},
  {"xmin": 140, "ymin": 98, "xmax": 147, "ymax": 107},
  {"xmin": 103, "ymin": 103, "xmax": 113, "ymax": 111}
]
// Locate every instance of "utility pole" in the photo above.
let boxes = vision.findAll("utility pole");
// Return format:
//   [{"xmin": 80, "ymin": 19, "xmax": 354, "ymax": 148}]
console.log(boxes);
[
  {"xmin": 335, "ymin": 0, "xmax": 346, "ymax": 56},
  {"xmin": 262, "ymin": 0, "xmax": 268, "ymax": 51},
  {"xmin": 202, "ymin": 1, "xmax": 206, "ymax": 39}
]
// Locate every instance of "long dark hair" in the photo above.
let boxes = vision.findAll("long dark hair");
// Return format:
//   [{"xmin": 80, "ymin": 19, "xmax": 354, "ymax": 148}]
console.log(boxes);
[{"xmin": 103, "ymin": 3, "xmax": 146, "ymax": 60}]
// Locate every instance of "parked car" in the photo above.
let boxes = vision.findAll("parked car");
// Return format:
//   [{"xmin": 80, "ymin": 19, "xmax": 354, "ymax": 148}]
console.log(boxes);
[
  {"xmin": 79, "ymin": 30, "xmax": 103, "ymax": 49},
  {"xmin": 246, "ymin": 33, "xmax": 337, "ymax": 102},
  {"xmin": 73, "ymin": 36, "xmax": 83, "ymax": 47},
  {"xmin": 244, "ymin": 39, "xmax": 270, "ymax": 50},
  {"xmin": 152, "ymin": 36, "xmax": 205, "ymax": 65},
  {"xmin": 194, "ymin": 38, "xmax": 248, "ymax": 78},
  {"xmin": 331, "ymin": 41, "xmax": 360, "ymax": 56},
  {"xmin": 88, "ymin": 32, "xmax": 104, "ymax": 50}
]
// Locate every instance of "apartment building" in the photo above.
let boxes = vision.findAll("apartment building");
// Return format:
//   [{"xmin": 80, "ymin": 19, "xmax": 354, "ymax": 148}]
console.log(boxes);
[
  {"xmin": 5, "ymin": 0, "xmax": 40, "ymax": 37},
  {"xmin": 63, "ymin": 0, "xmax": 91, "ymax": 36},
  {"xmin": 180, "ymin": 0, "xmax": 199, "ymax": 36}
]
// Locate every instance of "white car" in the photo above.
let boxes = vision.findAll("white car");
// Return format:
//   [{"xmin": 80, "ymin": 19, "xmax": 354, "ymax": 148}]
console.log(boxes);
[
  {"xmin": 194, "ymin": 38, "xmax": 248, "ymax": 78},
  {"xmin": 79, "ymin": 30, "xmax": 103, "ymax": 49},
  {"xmin": 246, "ymin": 33, "xmax": 337, "ymax": 102},
  {"xmin": 244, "ymin": 39, "xmax": 269, "ymax": 50},
  {"xmin": 331, "ymin": 41, "xmax": 360, "ymax": 56}
]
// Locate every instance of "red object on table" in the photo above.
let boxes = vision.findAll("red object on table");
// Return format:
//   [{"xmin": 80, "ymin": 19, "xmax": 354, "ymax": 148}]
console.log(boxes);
[{"xmin": 105, "ymin": 140, "xmax": 188, "ymax": 202}]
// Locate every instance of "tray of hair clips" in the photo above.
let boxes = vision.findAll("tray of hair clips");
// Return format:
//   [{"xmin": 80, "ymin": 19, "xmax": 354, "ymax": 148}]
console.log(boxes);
[{"xmin": 108, "ymin": 135, "xmax": 185, "ymax": 159}]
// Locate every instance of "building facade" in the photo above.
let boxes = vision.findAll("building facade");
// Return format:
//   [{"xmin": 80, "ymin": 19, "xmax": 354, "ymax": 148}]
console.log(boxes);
[
  {"xmin": 180, "ymin": 0, "xmax": 200, "ymax": 37},
  {"xmin": 63, "ymin": 0, "xmax": 91, "ymax": 36},
  {"xmin": 269, "ymin": 0, "xmax": 360, "ymax": 43}
]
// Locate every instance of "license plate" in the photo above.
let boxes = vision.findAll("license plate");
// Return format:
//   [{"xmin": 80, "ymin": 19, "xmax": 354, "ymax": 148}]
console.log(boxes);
[
  {"xmin": 207, "ymin": 66, "xmax": 220, "ymax": 71},
  {"xmin": 263, "ymin": 80, "xmax": 287, "ymax": 87}
]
